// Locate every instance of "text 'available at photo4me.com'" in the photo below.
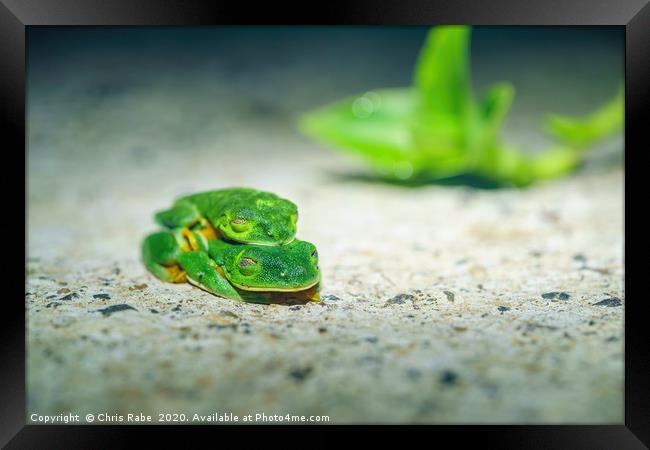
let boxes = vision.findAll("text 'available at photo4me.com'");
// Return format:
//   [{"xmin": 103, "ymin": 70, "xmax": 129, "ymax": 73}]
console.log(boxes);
[{"xmin": 29, "ymin": 411, "xmax": 331, "ymax": 424}]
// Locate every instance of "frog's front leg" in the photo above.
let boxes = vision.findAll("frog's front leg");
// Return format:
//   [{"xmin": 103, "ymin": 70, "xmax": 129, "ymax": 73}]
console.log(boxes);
[
  {"xmin": 177, "ymin": 251, "xmax": 243, "ymax": 301},
  {"xmin": 155, "ymin": 202, "xmax": 220, "ymax": 243},
  {"xmin": 142, "ymin": 231, "xmax": 187, "ymax": 283},
  {"xmin": 155, "ymin": 201, "xmax": 202, "ymax": 229}
]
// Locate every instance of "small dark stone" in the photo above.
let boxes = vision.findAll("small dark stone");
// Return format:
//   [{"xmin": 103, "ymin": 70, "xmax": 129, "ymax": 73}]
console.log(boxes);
[
  {"xmin": 322, "ymin": 295, "xmax": 341, "ymax": 302},
  {"xmin": 439, "ymin": 370, "xmax": 458, "ymax": 385},
  {"xmin": 289, "ymin": 366, "xmax": 313, "ymax": 382},
  {"xmin": 208, "ymin": 324, "xmax": 238, "ymax": 331},
  {"xmin": 95, "ymin": 304, "xmax": 137, "ymax": 316},
  {"xmin": 588, "ymin": 320, "xmax": 595, "ymax": 326},
  {"xmin": 42, "ymin": 348, "xmax": 64, "ymax": 364},
  {"xmin": 46, "ymin": 295, "xmax": 57, "ymax": 299},
  {"xmin": 93, "ymin": 293, "xmax": 111, "ymax": 300},
  {"xmin": 541, "ymin": 292, "xmax": 570, "ymax": 300},
  {"xmin": 45, "ymin": 302, "xmax": 61, "ymax": 308},
  {"xmin": 443, "ymin": 291, "xmax": 455, "ymax": 302},
  {"xmin": 477, "ymin": 284, "xmax": 484, "ymax": 290},
  {"xmin": 497, "ymin": 306, "xmax": 511, "ymax": 312},
  {"xmin": 573, "ymin": 254, "xmax": 587, "ymax": 263},
  {"xmin": 150, "ymin": 309, "xmax": 159, "ymax": 314},
  {"xmin": 59, "ymin": 293, "xmax": 79, "ymax": 301},
  {"xmin": 385, "ymin": 294, "xmax": 415, "ymax": 305},
  {"xmin": 365, "ymin": 336, "xmax": 378, "ymax": 343},
  {"xmin": 592, "ymin": 297, "xmax": 622, "ymax": 307},
  {"xmin": 289, "ymin": 306, "xmax": 302, "ymax": 311},
  {"xmin": 172, "ymin": 305, "xmax": 182, "ymax": 312},
  {"xmin": 318, "ymin": 327, "xmax": 327, "ymax": 334}
]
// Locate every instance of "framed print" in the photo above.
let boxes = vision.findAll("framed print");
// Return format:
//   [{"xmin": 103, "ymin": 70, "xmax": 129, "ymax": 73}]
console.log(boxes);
[{"xmin": 2, "ymin": 0, "xmax": 648, "ymax": 447}]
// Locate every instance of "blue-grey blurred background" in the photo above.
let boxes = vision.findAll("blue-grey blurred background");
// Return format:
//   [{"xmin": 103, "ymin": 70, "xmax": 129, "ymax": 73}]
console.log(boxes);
[{"xmin": 28, "ymin": 26, "xmax": 623, "ymax": 165}]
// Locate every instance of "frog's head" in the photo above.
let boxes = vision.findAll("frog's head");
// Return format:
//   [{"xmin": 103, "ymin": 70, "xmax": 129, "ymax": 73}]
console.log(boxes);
[
  {"xmin": 218, "ymin": 192, "xmax": 298, "ymax": 245},
  {"xmin": 220, "ymin": 239, "xmax": 320, "ymax": 292}
]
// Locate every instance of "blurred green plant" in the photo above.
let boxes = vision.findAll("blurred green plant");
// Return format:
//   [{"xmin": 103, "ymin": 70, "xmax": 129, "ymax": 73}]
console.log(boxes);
[{"xmin": 298, "ymin": 26, "xmax": 623, "ymax": 187}]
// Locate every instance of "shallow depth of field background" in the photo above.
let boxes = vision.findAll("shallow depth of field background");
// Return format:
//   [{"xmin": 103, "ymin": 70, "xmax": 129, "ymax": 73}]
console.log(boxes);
[{"xmin": 26, "ymin": 27, "xmax": 623, "ymax": 423}]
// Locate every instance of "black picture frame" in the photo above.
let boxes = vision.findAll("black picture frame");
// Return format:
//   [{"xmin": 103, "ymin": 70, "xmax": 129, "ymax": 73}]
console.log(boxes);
[{"xmin": 3, "ymin": 0, "xmax": 648, "ymax": 447}]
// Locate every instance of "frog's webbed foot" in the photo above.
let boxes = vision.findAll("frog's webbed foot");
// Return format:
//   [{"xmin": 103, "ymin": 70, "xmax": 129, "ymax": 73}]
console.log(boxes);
[
  {"xmin": 142, "ymin": 232, "xmax": 187, "ymax": 283},
  {"xmin": 155, "ymin": 201, "xmax": 202, "ymax": 229},
  {"xmin": 177, "ymin": 251, "xmax": 242, "ymax": 301}
]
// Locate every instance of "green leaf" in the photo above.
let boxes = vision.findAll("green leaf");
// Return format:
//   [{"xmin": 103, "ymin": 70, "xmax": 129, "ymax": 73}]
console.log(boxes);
[
  {"xmin": 413, "ymin": 26, "xmax": 472, "ymax": 118},
  {"xmin": 473, "ymin": 83, "xmax": 516, "ymax": 170},
  {"xmin": 480, "ymin": 83, "xmax": 515, "ymax": 133},
  {"xmin": 298, "ymin": 25, "xmax": 622, "ymax": 187},
  {"xmin": 543, "ymin": 86, "xmax": 624, "ymax": 149},
  {"xmin": 409, "ymin": 25, "xmax": 480, "ymax": 174},
  {"xmin": 299, "ymin": 87, "xmax": 473, "ymax": 179},
  {"xmin": 298, "ymin": 88, "xmax": 420, "ymax": 176},
  {"xmin": 478, "ymin": 145, "xmax": 581, "ymax": 187}
]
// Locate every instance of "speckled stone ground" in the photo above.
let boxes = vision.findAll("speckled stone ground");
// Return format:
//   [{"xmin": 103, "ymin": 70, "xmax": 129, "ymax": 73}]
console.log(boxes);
[{"xmin": 26, "ymin": 28, "xmax": 624, "ymax": 424}]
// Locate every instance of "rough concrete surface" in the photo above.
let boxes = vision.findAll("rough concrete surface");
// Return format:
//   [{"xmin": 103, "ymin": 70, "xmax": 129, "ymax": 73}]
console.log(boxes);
[{"xmin": 26, "ymin": 28, "xmax": 623, "ymax": 424}]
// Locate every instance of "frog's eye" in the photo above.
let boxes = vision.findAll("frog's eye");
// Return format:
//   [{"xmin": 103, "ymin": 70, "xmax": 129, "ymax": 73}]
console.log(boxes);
[
  {"xmin": 231, "ymin": 217, "xmax": 251, "ymax": 233},
  {"xmin": 238, "ymin": 257, "xmax": 259, "ymax": 276}
]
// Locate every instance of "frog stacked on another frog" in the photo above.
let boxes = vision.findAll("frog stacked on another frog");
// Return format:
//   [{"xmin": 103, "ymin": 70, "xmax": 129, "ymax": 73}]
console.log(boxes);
[{"xmin": 142, "ymin": 188, "xmax": 320, "ymax": 303}]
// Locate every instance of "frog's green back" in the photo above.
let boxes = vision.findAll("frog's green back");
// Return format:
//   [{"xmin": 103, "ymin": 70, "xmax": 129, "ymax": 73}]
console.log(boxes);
[
  {"xmin": 177, "ymin": 188, "xmax": 255, "ymax": 219},
  {"xmin": 177, "ymin": 188, "xmax": 298, "ymax": 245}
]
